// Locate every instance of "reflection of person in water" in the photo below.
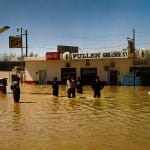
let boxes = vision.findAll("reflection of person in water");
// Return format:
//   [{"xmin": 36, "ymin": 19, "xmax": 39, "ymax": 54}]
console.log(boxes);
[{"xmin": 11, "ymin": 72, "xmax": 21, "ymax": 103}]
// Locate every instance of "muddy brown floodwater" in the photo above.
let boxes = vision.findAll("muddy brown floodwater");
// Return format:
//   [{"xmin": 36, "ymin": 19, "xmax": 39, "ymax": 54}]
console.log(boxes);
[{"xmin": 0, "ymin": 84, "xmax": 150, "ymax": 150}]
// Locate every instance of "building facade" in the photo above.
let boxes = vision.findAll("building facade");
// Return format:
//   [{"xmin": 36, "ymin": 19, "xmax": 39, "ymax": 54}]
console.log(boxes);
[{"xmin": 24, "ymin": 48, "xmax": 150, "ymax": 86}]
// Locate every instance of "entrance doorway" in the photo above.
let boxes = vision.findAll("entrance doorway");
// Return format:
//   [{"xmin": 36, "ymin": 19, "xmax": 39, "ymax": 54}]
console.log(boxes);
[
  {"xmin": 39, "ymin": 70, "xmax": 47, "ymax": 84},
  {"xmin": 109, "ymin": 70, "xmax": 118, "ymax": 85},
  {"xmin": 61, "ymin": 68, "xmax": 76, "ymax": 84},
  {"xmin": 81, "ymin": 68, "xmax": 97, "ymax": 85}
]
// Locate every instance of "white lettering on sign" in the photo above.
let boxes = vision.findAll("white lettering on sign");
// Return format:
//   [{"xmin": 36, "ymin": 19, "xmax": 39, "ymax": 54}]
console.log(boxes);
[
  {"xmin": 72, "ymin": 53, "xmax": 101, "ymax": 59},
  {"xmin": 102, "ymin": 51, "xmax": 128, "ymax": 58},
  {"xmin": 72, "ymin": 51, "xmax": 128, "ymax": 59}
]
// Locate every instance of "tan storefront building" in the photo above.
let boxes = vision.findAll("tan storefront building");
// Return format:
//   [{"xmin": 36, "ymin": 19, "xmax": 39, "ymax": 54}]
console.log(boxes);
[{"xmin": 24, "ymin": 48, "xmax": 150, "ymax": 86}]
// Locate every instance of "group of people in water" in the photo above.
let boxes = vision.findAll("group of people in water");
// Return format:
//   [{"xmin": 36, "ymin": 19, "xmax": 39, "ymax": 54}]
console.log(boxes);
[
  {"xmin": 52, "ymin": 76, "xmax": 80, "ymax": 98},
  {"xmin": 10, "ymin": 70, "xmax": 104, "ymax": 103},
  {"xmin": 52, "ymin": 75, "xmax": 104, "ymax": 98}
]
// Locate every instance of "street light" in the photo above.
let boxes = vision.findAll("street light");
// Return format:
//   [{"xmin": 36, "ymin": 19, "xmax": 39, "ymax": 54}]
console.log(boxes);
[{"xmin": 0, "ymin": 26, "xmax": 10, "ymax": 33}]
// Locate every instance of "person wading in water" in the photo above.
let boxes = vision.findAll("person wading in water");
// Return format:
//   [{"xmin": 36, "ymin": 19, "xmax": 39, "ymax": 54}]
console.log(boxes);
[
  {"xmin": 91, "ymin": 76, "xmax": 104, "ymax": 98},
  {"xmin": 66, "ymin": 76, "xmax": 76, "ymax": 98},
  {"xmin": 11, "ymin": 70, "xmax": 21, "ymax": 103}
]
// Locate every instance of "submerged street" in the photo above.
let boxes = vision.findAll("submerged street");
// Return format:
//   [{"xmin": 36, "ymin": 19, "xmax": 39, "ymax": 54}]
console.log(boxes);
[{"xmin": 0, "ymin": 84, "xmax": 150, "ymax": 150}]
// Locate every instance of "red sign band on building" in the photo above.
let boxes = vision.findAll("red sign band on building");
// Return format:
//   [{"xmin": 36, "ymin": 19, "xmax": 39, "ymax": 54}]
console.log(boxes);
[{"xmin": 46, "ymin": 52, "xmax": 60, "ymax": 60}]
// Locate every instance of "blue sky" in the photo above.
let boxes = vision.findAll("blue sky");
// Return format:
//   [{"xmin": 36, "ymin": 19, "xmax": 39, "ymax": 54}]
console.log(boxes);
[{"xmin": 0, "ymin": 0, "xmax": 150, "ymax": 56}]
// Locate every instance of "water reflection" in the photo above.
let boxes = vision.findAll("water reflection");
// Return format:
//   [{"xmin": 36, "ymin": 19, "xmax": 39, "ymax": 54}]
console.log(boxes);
[
  {"xmin": 13, "ymin": 103, "xmax": 20, "ymax": 114},
  {"xmin": 0, "ymin": 85, "xmax": 150, "ymax": 150},
  {"xmin": 12, "ymin": 104, "xmax": 21, "ymax": 132}
]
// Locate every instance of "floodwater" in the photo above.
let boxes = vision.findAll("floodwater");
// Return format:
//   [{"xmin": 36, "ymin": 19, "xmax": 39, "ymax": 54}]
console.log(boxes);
[{"xmin": 0, "ymin": 84, "xmax": 150, "ymax": 150}]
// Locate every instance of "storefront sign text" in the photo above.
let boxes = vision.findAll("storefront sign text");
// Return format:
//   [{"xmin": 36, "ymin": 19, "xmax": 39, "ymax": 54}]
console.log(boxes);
[{"xmin": 72, "ymin": 51, "xmax": 128, "ymax": 59}]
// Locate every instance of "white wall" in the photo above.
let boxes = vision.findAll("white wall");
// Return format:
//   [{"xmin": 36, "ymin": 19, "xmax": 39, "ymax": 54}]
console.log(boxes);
[{"xmin": 25, "ymin": 58, "xmax": 132, "ymax": 83}]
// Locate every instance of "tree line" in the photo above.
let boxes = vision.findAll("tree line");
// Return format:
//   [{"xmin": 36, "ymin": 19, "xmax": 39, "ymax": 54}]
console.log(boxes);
[{"xmin": 0, "ymin": 52, "xmax": 38, "ymax": 71}]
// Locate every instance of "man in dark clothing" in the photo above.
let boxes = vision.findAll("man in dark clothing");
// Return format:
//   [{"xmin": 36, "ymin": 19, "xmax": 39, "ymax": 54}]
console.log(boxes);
[
  {"xmin": 11, "ymin": 76, "xmax": 20, "ymax": 103},
  {"xmin": 76, "ymin": 76, "xmax": 83, "ymax": 93},
  {"xmin": 52, "ymin": 77, "xmax": 59, "ymax": 96},
  {"xmin": 91, "ymin": 76, "xmax": 104, "ymax": 98}
]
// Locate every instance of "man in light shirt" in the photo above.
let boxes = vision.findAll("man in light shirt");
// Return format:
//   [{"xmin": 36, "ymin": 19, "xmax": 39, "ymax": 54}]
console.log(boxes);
[{"xmin": 66, "ymin": 76, "xmax": 76, "ymax": 98}]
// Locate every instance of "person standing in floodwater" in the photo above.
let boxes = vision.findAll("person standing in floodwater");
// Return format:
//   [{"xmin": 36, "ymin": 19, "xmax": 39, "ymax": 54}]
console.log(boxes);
[
  {"xmin": 52, "ymin": 77, "xmax": 59, "ymax": 96},
  {"xmin": 91, "ymin": 76, "xmax": 104, "ymax": 98},
  {"xmin": 11, "ymin": 73, "xmax": 21, "ymax": 103},
  {"xmin": 66, "ymin": 76, "xmax": 76, "ymax": 98}
]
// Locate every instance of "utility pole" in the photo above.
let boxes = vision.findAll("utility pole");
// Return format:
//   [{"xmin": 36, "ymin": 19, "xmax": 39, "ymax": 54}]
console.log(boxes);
[
  {"xmin": 20, "ymin": 28, "xmax": 23, "ymax": 61},
  {"xmin": 17, "ymin": 27, "xmax": 28, "ymax": 57},
  {"xmin": 127, "ymin": 29, "xmax": 136, "ymax": 86},
  {"xmin": 25, "ymin": 30, "xmax": 28, "ymax": 57},
  {"xmin": 133, "ymin": 29, "xmax": 135, "ymax": 86}
]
